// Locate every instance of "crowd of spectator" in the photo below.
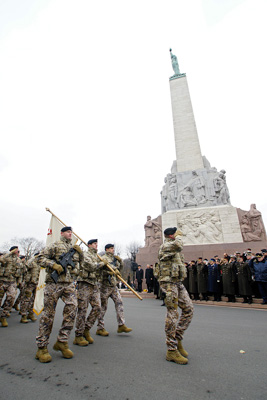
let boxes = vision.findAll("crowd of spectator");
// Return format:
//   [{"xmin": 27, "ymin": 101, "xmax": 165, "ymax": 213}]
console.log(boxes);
[{"xmin": 135, "ymin": 248, "xmax": 267, "ymax": 306}]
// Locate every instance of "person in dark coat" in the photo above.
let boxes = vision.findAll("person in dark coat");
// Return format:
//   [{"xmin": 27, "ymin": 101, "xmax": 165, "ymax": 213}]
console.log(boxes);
[
  {"xmin": 188, "ymin": 261, "xmax": 199, "ymax": 300},
  {"xmin": 250, "ymin": 253, "xmax": 267, "ymax": 305},
  {"xmin": 221, "ymin": 256, "xmax": 237, "ymax": 302},
  {"xmin": 207, "ymin": 258, "xmax": 221, "ymax": 301},
  {"xmin": 196, "ymin": 257, "xmax": 208, "ymax": 301},
  {"xmin": 135, "ymin": 265, "xmax": 144, "ymax": 293},
  {"xmin": 236, "ymin": 254, "xmax": 252, "ymax": 304},
  {"xmin": 145, "ymin": 265, "xmax": 154, "ymax": 293},
  {"xmin": 182, "ymin": 263, "xmax": 189, "ymax": 293}
]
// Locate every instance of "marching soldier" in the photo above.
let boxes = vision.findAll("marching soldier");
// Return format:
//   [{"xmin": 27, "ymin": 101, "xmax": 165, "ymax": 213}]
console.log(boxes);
[
  {"xmin": 96, "ymin": 243, "xmax": 132, "ymax": 336},
  {"xmin": 35, "ymin": 226, "xmax": 83, "ymax": 363},
  {"xmin": 158, "ymin": 227, "xmax": 194, "ymax": 365},
  {"xmin": 13, "ymin": 255, "xmax": 27, "ymax": 313},
  {"xmin": 0, "ymin": 246, "xmax": 22, "ymax": 327},
  {"xmin": 20, "ymin": 253, "xmax": 41, "ymax": 323},
  {"xmin": 74, "ymin": 239, "xmax": 102, "ymax": 346}
]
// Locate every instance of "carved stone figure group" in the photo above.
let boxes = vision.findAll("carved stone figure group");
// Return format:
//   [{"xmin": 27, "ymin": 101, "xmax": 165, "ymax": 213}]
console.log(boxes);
[{"xmin": 161, "ymin": 165, "xmax": 231, "ymax": 213}]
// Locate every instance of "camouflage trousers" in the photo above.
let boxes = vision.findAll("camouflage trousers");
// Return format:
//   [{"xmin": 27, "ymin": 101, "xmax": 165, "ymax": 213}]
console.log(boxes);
[
  {"xmin": 75, "ymin": 281, "xmax": 101, "ymax": 336},
  {"xmin": 160, "ymin": 282, "xmax": 194, "ymax": 350},
  {"xmin": 14, "ymin": 282, "xmax": 25, "ymax": 306},
  {"xmin": 0, "ymin": 281, "xmax": 17, "ymax": 317},
  {"xmin": 20, "ymin": 283, "xmax": 37, "ymax": 317},
  {"xmin": 36, "ymin": 282, "xmax": 77, "ymax": 348},
  {"xmin": 97, "ymin": 285, "xmax": 125, "ymax": 329}
]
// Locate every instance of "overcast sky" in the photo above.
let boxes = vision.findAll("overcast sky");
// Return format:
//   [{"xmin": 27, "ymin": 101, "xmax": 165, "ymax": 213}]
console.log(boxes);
[{"xmin": 1, "ymin": 0, "xmax": 267, "ymax": 254}]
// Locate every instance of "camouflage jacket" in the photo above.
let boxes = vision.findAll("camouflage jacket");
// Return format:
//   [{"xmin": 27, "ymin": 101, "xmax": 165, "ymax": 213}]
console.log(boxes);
[
  {"xmin": 25, "ymin": 255, "xmax": 41, "ymax": 285},
  {"xmin": 0, "ymin": 252, "xmax": 23, "ymax": 283},
  {"xmin": 99, "ymin": 252, "xmax": 123, "ymax": 287},
  {"xmin": 78, "ymin": 248, "xmax": 100, "ymax": 285},
  {"xmin": 39, "ymin": 237, "xmax": 82, "ymax": 284},
  {"xmin": 158, "ymin": 236, "xmax": 186, "ymax": 283}
]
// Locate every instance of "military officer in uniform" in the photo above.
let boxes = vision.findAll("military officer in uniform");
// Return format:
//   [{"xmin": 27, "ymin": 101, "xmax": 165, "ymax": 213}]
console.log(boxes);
[
  {"xmin": 158, "ymin": 227, "xmax": 194, "ymax": 365},
  {"xmin": 96, "ymin": 243, "xmax": 132, "ymax": 336},
  {"xmin": 236, "ymin": 254, "xmax": 252, "ymax": 304},
  {"xmin": 221, "ymin": 256, "xmax": 237, "ymax": 302},
  {"xmin": 35, "ymin": 226, "xmax": 83, "ymax": 363},
  {"xmin": 196, "ymin": 257, "xmax": 208, "ymax": 301},
  {"xmin": 74, "ymin": 239, "xmax": 102, "ymax": 346}
]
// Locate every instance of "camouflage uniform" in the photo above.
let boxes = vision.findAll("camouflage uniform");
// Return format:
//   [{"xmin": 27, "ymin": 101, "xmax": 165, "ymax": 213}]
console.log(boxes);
[
  {"xmin": 158, "ymin": 235, "xmax": 194, "ymax": 350},
  {"xmin": 75, "ymin": 247, "xmax": 101, "ymax": 336},
  {"xmin": 20, "ymin": 255, "xmax": 41, "ymax": 317},
  {"xmin": 36, "ymin": 237, "xmax": 82, "ymax": 348},
  {"xmin": 0, "ymin": 252, "xmax": 22, "ymax": 318},
  {"xmin": 97, "ymin": 253, "xmax": 125, "ymax": 329},
  {"xmin": 13, "ymin": 258, "xmax": 27, "ymax": 308}
]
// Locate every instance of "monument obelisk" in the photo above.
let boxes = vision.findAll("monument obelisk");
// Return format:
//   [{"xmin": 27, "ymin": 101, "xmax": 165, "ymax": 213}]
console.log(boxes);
[{"xmin": 169, "ymin": 49, "xmax": 204, "ymax": 173}]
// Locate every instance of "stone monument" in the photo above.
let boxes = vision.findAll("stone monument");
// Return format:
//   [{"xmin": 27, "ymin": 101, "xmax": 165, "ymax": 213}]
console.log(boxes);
[
  {"xmin": 136, "ymin": 215, "xmax": 163, "ymax": 266},
  {"xmin": 137, "ymin": 50, "xmax": 267, "ymax": 265},
  {"xmin": 161, "ymin": 49, "xmax": 267, "ymax": 260}
]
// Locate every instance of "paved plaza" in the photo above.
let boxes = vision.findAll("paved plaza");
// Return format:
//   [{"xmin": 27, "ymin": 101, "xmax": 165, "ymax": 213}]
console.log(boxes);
[{"xmin": 0, "ymin": 297, "xmax": 266, "ymax": 400}]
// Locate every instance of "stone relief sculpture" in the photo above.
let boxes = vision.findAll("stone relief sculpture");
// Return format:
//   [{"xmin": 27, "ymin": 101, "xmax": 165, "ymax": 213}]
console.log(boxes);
[
  {"xmin": 160, "ymin": 158, "xmax": 231, "ymax": 213},
  {"xmin": 238, "ymin": 204, "xmax": 266, "ymax": 242},
  {"xmin": 144, "ymin": 215, "xmax": 163, "ymax": 247},
  {"xmin": 177, "ymin": 210, "xmax": 223, "ymax": 245}
]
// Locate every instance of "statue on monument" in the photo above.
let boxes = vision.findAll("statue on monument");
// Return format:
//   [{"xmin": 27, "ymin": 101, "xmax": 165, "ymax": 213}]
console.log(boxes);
[
  {"xmin": 238, "ymin": 204, "xmax": 266, "ymax": 242},
  {"xmin": 167, "ymin": 174, "xmax": 179, "ymax": 210},
  {"xmin": 213, "ymin": 170, "xmax": 230, "ymax": 205},
  {"xmin": 144, "ymin": 215, "xmax": 162, "ymax": 247},
  {"xmin": 185, "ymin": 171, "xmax": 206, "ymax": 205},
  {"xmin": 170, "ymin": 48, "xmax": 180, "ymax": 75},
  {"xmin": 178, "ymin": 186, "xmax": 197, "ymax": 208},
  {"xmin": 161, "ymin": 177, "xmax": 168, "ymax": 213}
]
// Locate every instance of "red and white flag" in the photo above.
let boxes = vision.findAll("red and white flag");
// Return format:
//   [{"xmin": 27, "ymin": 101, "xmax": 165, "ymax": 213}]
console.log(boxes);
[{"xmin": 33, "ymin": 215, "xmax": 78, "ymax": 315}]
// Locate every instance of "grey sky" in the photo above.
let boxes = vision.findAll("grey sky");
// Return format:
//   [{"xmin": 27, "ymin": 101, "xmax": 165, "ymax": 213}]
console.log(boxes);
[{"xmin": 0, "ymin": 0, "xmax": 266, "ymax": 254}]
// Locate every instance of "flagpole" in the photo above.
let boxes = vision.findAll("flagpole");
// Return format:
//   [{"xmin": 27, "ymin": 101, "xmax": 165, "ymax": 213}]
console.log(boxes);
[{"xmin": 45, "ymin": 208, "xmax": 143, "ymax": 300}]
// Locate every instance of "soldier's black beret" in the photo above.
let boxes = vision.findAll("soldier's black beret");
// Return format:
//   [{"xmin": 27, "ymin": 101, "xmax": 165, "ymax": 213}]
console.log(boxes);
[
  {"xmin": 9, "ymin": 246, "xmax": 18, "ymax": 252},
  {"xmin": 61, "ymin": 226, "xmax": 72, "ymax": 232},
  {"xmin": 261, "ymin": 249, "xmax": 267, "ymax": 253},
  {"xmin": 88, "ymin": 239, "xmax": 98, "ymax": 245},
  {"xmin": 210, "ymin": 258, "xmax": 215, "ymax": 262},
  {"xmin": 256, "ymin": 253, "xmax": 263, "ymax": 257},
  {"xmin": 105, "ymin": 243, "xmax": 114, "ymax": 250},
  {"xmin": 164, "ymin": 227, "xmax": 177, "ymax": 236}
]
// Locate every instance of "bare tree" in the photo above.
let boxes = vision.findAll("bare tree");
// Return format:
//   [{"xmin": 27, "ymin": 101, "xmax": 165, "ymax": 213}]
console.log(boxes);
[
  {"xmin": 125, "ymin": 241, "xmax": 142, "ymax": 262},
  {"xmin": 1, "ymin": 237, "xmax": 45, "ymax": 260}
]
